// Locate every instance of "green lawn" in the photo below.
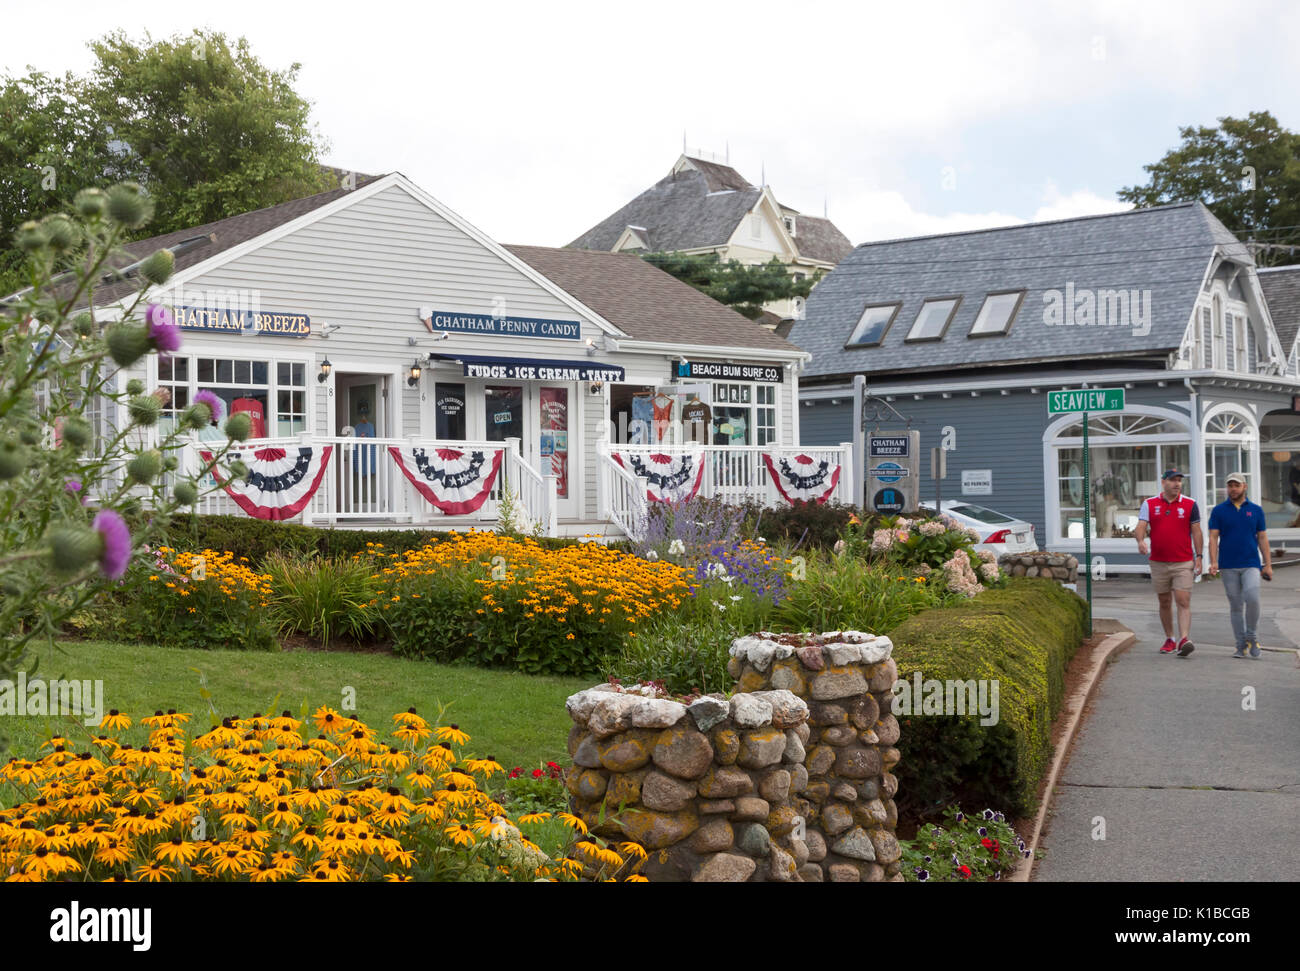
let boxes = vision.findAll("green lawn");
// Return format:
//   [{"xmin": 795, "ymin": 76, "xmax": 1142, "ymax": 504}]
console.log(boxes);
[{"xmin": 3, "ymin": 639, "xmax": 591, "ymax": 774}]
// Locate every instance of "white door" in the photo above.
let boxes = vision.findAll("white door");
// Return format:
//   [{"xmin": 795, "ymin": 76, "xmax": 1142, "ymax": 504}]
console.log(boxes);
[{"xmin": 536, "ymin": 383, "xmax": 578, "ymax": 519}]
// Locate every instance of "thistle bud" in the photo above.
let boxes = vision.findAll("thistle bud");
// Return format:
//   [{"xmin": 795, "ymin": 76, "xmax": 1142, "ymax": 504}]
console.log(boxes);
[
  {"xmin": 126, "ymin": 449, "xmax": 163, "ymax": 484},
  {"xmin": 74, "ymin": 188, "xmax": 109, "ymax": 219},
  {"xmin": 162, "ymin": 455, "xmax": 178, "ymax": 471},
  {"xmin": 0, "ymin": 440, "xmax": 29, "ymax": 479},
  {"xmin": 15, "ymin": 221, "xmax": 48, "ymax": 253},
  {"xmin": 127, "ymin": 394, "xmax": 162, "ymax": 426},
  {"xmin": 173, "ymin": 480, "xmax": 199, "ymax": 505},
  {"xmin": 106, "ymin": 182, "xmax": 153, "ymax": 229},
  {"xmin": 61, "ymin": 416, "xmax": 93, "ymax": 451},
  {"xmin": 18, "ymin": 421, "xmax": 42, "ymax": 446},
  {"xmin": 50, "ymin": 527, "xmax": 104, "ymax": 574},
  {"xmin": 126, "ymin": 378, "xmax": 146, "ymax": 396},
  {"xmin": 40, "ymin": 213, "xmax": 79, "ymax": 253},
  {"xmin": 223, "ymin": 411, "xmax": 253, "ymax": 442},
  {"xmin": 73, "ymin": 312, "xmax": 95, "ymax": 338},
  {"xmin": 182, "ymin": 403, "xmax": 212, "ymax": 430},
  {"xmin": 106, "ymin": 324, "xmax": 151, "ymax": 367},
  {"xmin": 228, "ymin": 460, "xmax": 249, "ymax": 480},
  {"xmin": 139, "ymin": 248, "xmax": 174, "ymax": 286}
]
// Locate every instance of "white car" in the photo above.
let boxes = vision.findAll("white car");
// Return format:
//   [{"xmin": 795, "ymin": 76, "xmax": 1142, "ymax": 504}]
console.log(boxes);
[{"xmin": 918, "ymin": 500, "xmax": 1039, "ymax": 555}]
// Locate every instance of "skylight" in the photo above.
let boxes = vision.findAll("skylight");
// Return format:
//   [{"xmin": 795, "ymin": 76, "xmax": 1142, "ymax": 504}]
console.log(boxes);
[
  {"xmin": 845, "ymin": 303, "xmax": 900, "ymax": 347},
  {"xmin": 905, "ymin": 297, "xmax": 961, "ymax": 341},
  {"xmin": 968, "ymin": 290, "xmax": 1024, "ymax": 337}
]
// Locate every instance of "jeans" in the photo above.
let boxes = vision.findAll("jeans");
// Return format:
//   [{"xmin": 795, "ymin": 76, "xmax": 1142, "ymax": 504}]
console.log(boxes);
[{"xmin": 1220, "ymin": 567, "xmax": 1261, "ymax": 647}]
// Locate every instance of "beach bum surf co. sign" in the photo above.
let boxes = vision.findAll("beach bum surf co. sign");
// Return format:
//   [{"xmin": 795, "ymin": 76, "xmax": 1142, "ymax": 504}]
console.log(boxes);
[
  {"xmin": 673, "ymin": 361, "xmax": 785, "ymax": 383},
  {"xmin": 173, "ymin": 305, "xmax": 311, "ymax": 338},
  {"xmin": 426, "ymin": 311, "xmax": 581, "ymax": 341}
]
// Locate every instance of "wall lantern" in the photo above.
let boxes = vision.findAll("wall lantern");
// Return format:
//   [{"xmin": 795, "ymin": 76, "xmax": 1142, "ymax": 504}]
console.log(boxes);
[
  {"xmin": 318, "ymin": 358, "xmax": 332, "ymax": 383},
  {"xmin": 408, "ymin": 360, "xmax": 423, "ymax": 387}
]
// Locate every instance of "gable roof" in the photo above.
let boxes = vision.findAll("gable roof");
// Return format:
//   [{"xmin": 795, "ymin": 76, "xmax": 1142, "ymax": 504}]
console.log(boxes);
[
  {"xmin": 503, "ymin": 245, "xmax": 800, "ymax": 354},
  {"xmin": 1257, "ymin": 264, "xmax": 1300, "ymax": 351},
  {"xmin": 569, "ymin": 155, "xmax": 853, "ymax": 265},
  {"xmin": 791, "ymin": 201, "xmax": 1253, "ymax": 381}
]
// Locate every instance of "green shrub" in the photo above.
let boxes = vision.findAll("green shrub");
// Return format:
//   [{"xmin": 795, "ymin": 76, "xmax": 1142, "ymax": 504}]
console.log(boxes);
[
  {"xmin": 263, "ymin": 552, "xmax": 379, "ymax": 647},
  {"xmin": 888, "ymin": 578, "xmax": 1087, "ymax": 819},
  {"xmin": 745, "ymin": 500, "xmax": 862, "ymax": 551},
  {"xmin": 772, "ymin": 554, "xmax": 951, "ymax": 634},
  {"xmin": 899, "ymin": 806, "xmax": 1028, "ymax": 881}
]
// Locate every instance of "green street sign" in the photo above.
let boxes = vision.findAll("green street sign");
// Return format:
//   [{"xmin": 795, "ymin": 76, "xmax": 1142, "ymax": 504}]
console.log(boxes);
[{"xmin": 1047, "ymin": 388, "xmax": 1125, "ymax": 414}]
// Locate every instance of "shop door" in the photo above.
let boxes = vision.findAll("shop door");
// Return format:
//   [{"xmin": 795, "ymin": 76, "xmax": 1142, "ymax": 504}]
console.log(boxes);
[
  {"xmin": 333, "ymin": 375, "xmax": 386, "ymax": 515},
  {"xmin": 537, "ymin": 384, "xmax": 577, "ymax": 518}
]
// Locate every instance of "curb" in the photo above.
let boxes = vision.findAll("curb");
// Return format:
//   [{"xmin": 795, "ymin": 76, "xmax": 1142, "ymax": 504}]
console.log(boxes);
[{"xmin": 1010, "ymin": 623, "xmax": 1137, "ymax": 883}]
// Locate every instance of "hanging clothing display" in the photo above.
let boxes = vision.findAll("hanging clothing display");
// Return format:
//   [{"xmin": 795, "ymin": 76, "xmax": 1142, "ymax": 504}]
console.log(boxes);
[
  {"xmin": 763, "ymin": 451, "xmax": 842, "ymax": 505},
  {"xmin": 652, "ymin": 393, "xmax": 675, "ymax": 443},
  {"xmin": 630, "ymin": 394, "xmax": 654, "ymax": 444},
  {"xmin": 388, "ymin": 445, "xmax": 503, "ymax": 515},
  {"xmin": 612, "ymin": 446, "xmax": 707, "ymax": 503},
  {"xmin": 199, "ymin": 445, "xmax": 333, "ymax": 521},
  {"xmin": 681, "ymin": 397, "xmax": 711, "ymax": 443}
]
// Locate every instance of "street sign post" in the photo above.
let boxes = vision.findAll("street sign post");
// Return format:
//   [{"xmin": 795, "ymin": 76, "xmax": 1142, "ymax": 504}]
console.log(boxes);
[{"xmin": 1047, "ymin": 388, "xmax": 1126, "ymax": 636}]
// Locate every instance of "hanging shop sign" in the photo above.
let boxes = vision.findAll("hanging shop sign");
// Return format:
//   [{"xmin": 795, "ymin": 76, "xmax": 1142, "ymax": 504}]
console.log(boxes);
[
  {"xmin": 173, "ymin": 305, "xmax": 311, "ymax": 338},
  {"xmin": 426, "ymin": 310, "xmax": 581, "ymax": 341},
  {"xmin": 866, "ymin": 431, "xmax": 920, "ymax": 512},
  {"xmin": 672, "ymin": 360, "xmax": 784, "ymax": 383}
]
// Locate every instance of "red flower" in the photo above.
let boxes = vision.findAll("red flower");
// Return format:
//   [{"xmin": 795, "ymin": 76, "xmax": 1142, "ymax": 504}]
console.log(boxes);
[
  {"xmin": 957, "ymin": 865, "xmax": 972, "ymax": 879},
  {"xmin": 532, "ymin": 769, "xmax": 544, "ymax": 779},
  {"xmin": 546, "ymin": 761, "xmax": 560, "ymax": 770},
  {"xmin": 982, "ymin": 837, "xmax": 1000, "ymax": 856}
]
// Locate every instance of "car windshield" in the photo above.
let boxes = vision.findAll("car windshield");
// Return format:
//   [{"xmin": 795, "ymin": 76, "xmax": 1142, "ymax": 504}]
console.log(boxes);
[{"xmin": 949, "ymin": 504, "xmax": 1016, "ymax": 525}]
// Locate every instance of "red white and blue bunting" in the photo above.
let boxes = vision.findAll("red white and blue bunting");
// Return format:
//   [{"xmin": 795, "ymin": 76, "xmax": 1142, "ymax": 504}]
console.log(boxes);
[
  {"xmin": 763, "ymin": 452, "xmax": 841, "ymax": 505},
  {"xmin": 389, "ymin": 445, "xmax": 503, "ymax": 515},
  {"xmin": 612, "ymin": 447, "xmax": 707, "ymax": 503},
  {"xmin": 199, "ymin": 446, "xmax": 333, "ymax": 521}
]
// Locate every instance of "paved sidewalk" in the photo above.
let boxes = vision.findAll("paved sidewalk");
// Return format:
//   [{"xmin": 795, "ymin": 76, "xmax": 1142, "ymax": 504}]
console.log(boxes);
[{"xmin": 1033, "ymin": 571, "xmax": 1300, "ymax": 881}]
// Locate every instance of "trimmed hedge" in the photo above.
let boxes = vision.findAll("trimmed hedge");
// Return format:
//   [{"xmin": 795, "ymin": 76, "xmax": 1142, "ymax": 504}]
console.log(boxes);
[
  {"xmin": 152, "ymin": 515, "xmax": 628, "ymax": 567},
  {"xmin": 889, "ymin": 578, "xmax": 1087, "ymax": 819}
]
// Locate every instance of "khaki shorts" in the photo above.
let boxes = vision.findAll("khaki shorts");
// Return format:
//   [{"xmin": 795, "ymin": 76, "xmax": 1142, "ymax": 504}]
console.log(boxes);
[{"xmin": 1150, "ymin": 560, "xmax": 1194, "ymax": 594}]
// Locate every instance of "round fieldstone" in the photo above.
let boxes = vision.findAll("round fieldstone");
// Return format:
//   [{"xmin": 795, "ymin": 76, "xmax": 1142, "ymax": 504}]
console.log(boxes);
[
  {"xmin": 689, "ymin": 818, "xmax": 734, "ymax": 854},
  {"xmin": 862, "ymin": 862, "xmax": 885, "ymax": 882},
  {"xmin": 884, "ymin": 798, "xmax": 898, "ymax": 829},
  {"xmin": 738, "ymin": 728, "xmax": 787, "ymax": 769},
  {"xmin": 573, "ymin": 734, "xmax": 602, "ymax": 768},
  {"xmin": 808, "ymin": 702, "xmax": 848, "ymax": 726},
  {"xmin": 759, "ymin": 769, "xmax": 791, "ymax": 803},
  {"xmin": 767, "ymin": 806, "xmax": 800, "ymax": 837},
  {"xmin": 805, "ymin": 829, "xmax": 827, "ymax": 862},
  {"xmin": 641, "ymin": 770, "xmax": 697, "ymax": 812},
  {"xmin": 790, "ymin": 764, "xmax": 809, "ymax": 795},
  {"xmin": 749, "ymin": 690, "xmax": 807, "ymax": 729},
  {"xmin": 832, "ymin": 826, "xmax": 878, "ymax": 862},
  {"xmin": 567, "ymin": 723, "xmax": 586, "ymax": 758},
  {"xmin": 796, "ymin": 646, "xmax": 825, "ymax": 670},
  {"xmin": 805, "ymin": 745, "xmax": 835, "ymax": 777},
  {"xmin": 821, "ymin": 724, "xmax": 857, "ymax": 746},
  {"xmin": 736, "ymin": 669, "xmax": 767, "ymax": 693},
  {"xmin": 732, "ymin": 796, "xmax": 770, "ymax": 822},
  {"xmin": 769, "ymin": 845, "xmax": 798, "ymax": 882},
  {"xmin": 868, "ymin": 658, "xmax": 897, "ymax": 693},
  {"xmin": 788, "ymin": 837, "xmax": 809, "ymax": 867},
  {"xmin": 803, "ymin": 780, "xmax": 830, "ymax": 803},
  {"xmin": 881, "ymin": 771, "xmax": 898, "ymax": 798},
  {"xmin": 833, "ymin": 745, "xmax": 881, "ymax": 780},
  {"xmin": 798, "ymin": 863, "xmax": 824, "ymax": 882},
  {"xmin": 604, "ymin": 768, "xmax": 647, "ymax": 809},
  {"xmin": 712, "ymin": 728, "xmax": 740, "ymax": 765},
  {"xmin": 858, "ymin": 728, "xmax": 880, "ymax": 745},
  {"xmin": 810, "ymin": 666, "xmax": 869, "ymax": 701},
  {"xmin": 726, "ymin": 657, "xmax": 744, "ymax": 680},
  {"xmin": 847, "ymin": 694, "xmax": 880, "ymax": 730},
  {"xmin": 793, "ymin": 722, "xmax": 811, "ymax": 745},
  {"xmin": 769, "ymin": 662, "xmax": 806, "ymax": 695},
  {"xmin": 566, "ymin": 769, "xmax": 608, "ymax": 801},
  {"xmin": 832, "ymin": 782, "xmax": 858, "ymax": 802},
  {"xmin": 598, "ymin": 732, "xmax": 653, "ymax": 772},
  {"xmin": 730, "ymin": 693, "xmax": 773, "ymax": 728},
  {"xmin": 829, "ymin": 863, "xmax": 860, "ymax": 882},
  {"xmin": 868, "ymin": 828, "xmax": 901, "ymax": 864},
  {"xmin": 630, "ymin": 697, "xmax": 687, "ymax": 729},
  {"xmin": 652, "ymin": 725, "xmax": 714, "ymax": 780},
  {"xmin": 697, "ymin": 766, "xmax": 754, "ymax": 798},
  {"xmin": 856, "ymin": 779, "xmax": 880, "ymax": 801},
  {"xmin": 736, "ymin": 822, "xmax": 771, "ymax": 857},
  {"xmin": 881, "ymin": 746, "xmax": 901, "ymax": 770},
  {"xmin": 820, "ymin": 802, "xmax": 853, "ymax": 836},
  {"xmin": 687, "ymin": 696, "xmax": 730, "ymax": 733},
  {"xmin": 699, "ymin": 799, "xmax": 735, "ymax": 814},
  {"xmin": 875, "ymin": 714, "xmax": 901, "ymax": 746},
  {"xmin": 693, "ymin": 852, "xmax": 756, "ymax": 882},
  {"xmin": 783, "ymin": 730, "xmax": 806, "ymax": 764},
  {"xmin": 587, "ymin": 694, "xmax": 642, "ymax": 738},
  {"xmin": 620, "ymin": 807, "xmax": 699, "ymax": 850}
]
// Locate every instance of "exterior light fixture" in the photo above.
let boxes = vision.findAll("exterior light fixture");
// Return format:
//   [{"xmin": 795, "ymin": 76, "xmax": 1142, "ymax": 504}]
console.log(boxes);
[
  {"xmin": 318, "ymin": 359, "xmax": 332, "ymax": 383},
  {"xmin": 585, "ymin": 337, "xmax": 597, "ymax": 357},
  {"xmin": 408, "ymin": 360, "xmax": 422, "ymax": 387}
]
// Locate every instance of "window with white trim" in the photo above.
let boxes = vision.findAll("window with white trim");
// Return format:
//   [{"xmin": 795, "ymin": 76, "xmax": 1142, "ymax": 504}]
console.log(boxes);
[
  {"xmin": 275, "ymin": 362, "xmax": 308, "ymax": 436},
  {"xmin": 968, "ymin": 290, "xmax": 1024, "ymax": 337},
  {"xmin": 905, "ymin": 297, "xmax": 960, "ymax": 342},
  {"xmin": 1212, "ymin": 296, "xmax": 1225, "ymax": 369},
  {"xmin": 846, "ymin": 303, "xmax": 900, "ymax": 347}
]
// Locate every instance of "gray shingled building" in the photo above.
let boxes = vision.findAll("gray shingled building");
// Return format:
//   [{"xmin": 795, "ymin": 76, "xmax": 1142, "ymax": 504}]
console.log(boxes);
[{"xmin": 790, "ymin": 202, "xmax": 1300, "ymax": 569}]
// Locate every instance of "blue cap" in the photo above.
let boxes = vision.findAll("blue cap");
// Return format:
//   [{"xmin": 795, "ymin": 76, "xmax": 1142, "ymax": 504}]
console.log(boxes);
[{"xmin": 1161, "ymin": 468, "xmax": 1185, "ymax": 480}]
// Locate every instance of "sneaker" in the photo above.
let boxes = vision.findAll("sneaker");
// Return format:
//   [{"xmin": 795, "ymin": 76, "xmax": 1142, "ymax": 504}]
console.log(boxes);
[
  {"xmin": 1159, "ymin": 638, "xmax": 1177, "ymax": 654},
  {"xmin": 1232, "ymin": 646, "xmax": 1247, "ymax": 659},
  {"xmin": 1177, "ymin": 637, "xmax": 1195, "ymax": 657},
  {"xmin": 1249, "ymin": 639, "xmax": 1261, "ymax": 659}
]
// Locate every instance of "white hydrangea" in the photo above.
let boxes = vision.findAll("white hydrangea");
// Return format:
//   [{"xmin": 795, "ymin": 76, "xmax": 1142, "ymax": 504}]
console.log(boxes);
[{"xmin": 668, "ymin": 539, "xmax": 685, "ymax": 556}]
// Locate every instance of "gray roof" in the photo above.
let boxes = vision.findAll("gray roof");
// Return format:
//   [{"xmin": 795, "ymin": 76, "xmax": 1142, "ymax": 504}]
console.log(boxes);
[
  {"xmin": 1257, "ymin": 264, "xmax": 1300, "ymax": 351},
  {"xmin": 791, "ymin": 201, "xmax": 1251, "ymax": 381},
  {"xmin": 569, "ymin": 156, "xmax": 853, "ymax": 264}
]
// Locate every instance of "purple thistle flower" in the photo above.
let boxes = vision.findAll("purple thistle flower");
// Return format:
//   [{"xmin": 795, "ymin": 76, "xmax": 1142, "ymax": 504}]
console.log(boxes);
[
  {"xmin": 193, "ymin": 389, "xmax": 225, "ymax": 423},
  {"xmin": 92, "ymin": 509, "xmax": 132, "ymax": 580},
  {"xmin": 65, "ymin": 479, "xmax": 82, "ymax": 494},
  {"xmin": 145, "ymin": 304, "xmax": 182, "ymax": 355}
]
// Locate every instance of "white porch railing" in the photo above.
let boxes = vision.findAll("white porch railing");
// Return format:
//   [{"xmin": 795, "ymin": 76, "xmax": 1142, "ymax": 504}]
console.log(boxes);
[
  {"xmin": 176, "ymin": 434, "xmax": 557, "ymax": 534},
  {"xmin": 596, "ymin": 442, "xmax": 855, "ymax": 525},
  {"xmin": 603, "ymin": 451, "xmax": 650, "ymax": 542}
]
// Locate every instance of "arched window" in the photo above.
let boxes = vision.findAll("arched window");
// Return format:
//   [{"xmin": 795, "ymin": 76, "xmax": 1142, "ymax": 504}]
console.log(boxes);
[
  {"xmin": 1212, "ymin": 295, "xmax": 1225, "ymax": 369},
  {"xmin": 1203, "ymin": 407, "xmax": 1256, "ymax": 507}
]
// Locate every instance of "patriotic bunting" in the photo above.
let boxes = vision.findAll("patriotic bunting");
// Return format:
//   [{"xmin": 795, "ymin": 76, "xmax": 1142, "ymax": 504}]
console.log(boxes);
[
  {"xmin": 763, "ymin": 451, "xmax": 841, "ymax": 505},
  {"xmin": 389, "ymin": 445, "xmax": 503, "ymax": 515},
  {"xmin": 612, "ymin": 447, "xmax": 707, "ymax": 503},
  {"xmin": 199, "ymin": 446, "xmax": 333, "ymax": 521}
]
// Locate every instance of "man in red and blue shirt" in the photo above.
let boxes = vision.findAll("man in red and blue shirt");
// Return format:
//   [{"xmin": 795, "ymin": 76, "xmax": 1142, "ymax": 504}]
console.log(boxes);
[{"xmin": 1134, "ymin": 468, "xmax": 1203, "ymax": 657}]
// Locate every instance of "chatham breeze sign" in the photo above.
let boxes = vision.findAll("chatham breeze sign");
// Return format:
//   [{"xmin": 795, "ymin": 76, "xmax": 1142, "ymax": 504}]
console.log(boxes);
[{"xmin": 866, "ymin": 432, "xmax": 919, "ymax": 512}]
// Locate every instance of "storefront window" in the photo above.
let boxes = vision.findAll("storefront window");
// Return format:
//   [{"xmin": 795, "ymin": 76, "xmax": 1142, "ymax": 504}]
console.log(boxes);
[
  {"xmin": 484, "ymin": 385, "xmax": 522, "ymax": 442},
  {"xmin": 434, "ymin": 383, "xmax": 466, "ymax": 440},
  {"xmin": 1260, "ymin": 412, "xmax": 1300, "ymax": 529},
  {"xmin": 156, "ymin": 355, "xmax": 306, "ymax": 441},
  {"xmin": 276, "ymin": 362, "xmax": 307, "ymax": 436},
  {"xmin": 157, "ymin": 357, "xmax": 190, "ymax": 435},
  {"xmin": 194, "ymin": 357, "xmax": 269, "ymax": 439},
  {"xmin": 1203, "ymin": 409, "xmax": 1254, "ymax": 507}
]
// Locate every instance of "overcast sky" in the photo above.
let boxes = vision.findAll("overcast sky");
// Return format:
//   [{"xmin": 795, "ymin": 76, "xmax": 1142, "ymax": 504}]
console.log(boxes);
[{"xmin": 6, "ymin": 1, "xmax": 1300, "ymax": 248}]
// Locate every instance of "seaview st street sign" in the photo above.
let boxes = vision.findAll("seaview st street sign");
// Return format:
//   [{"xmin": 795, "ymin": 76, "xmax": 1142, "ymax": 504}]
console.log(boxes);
[{"xmin": 1047, "ymin": 388, "xmax": 1125, "ymax": 414}]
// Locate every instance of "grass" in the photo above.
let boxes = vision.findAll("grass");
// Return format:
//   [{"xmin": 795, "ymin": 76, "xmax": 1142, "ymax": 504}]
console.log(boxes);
[{"xmin": 2, "ymin": 639, "xmax": 591, "ymax": 781}]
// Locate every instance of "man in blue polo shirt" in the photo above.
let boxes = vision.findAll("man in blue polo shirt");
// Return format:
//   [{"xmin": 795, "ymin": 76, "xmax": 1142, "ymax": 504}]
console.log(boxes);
[{"xmin": 1208, "ymin": 471, "xmax": 1273, "ymax": 658}]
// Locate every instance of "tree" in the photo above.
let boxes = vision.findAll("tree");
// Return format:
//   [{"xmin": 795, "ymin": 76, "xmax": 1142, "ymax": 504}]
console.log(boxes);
[
  {"xmin": 640, "ymin": 251, "xmax": 822, "ymax": 319},
  {"xmin": 1118, "ymin": 111, "xmax": 1300, "ymax": 267},
  {"xmin": 86, "ymin": 29, "xmax": 335, "ymax": 234}
]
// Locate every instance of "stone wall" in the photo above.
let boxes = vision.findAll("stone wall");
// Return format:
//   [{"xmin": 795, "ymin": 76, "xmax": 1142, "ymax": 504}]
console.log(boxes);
[
  {"xmin": 563, "ymin": 629, "xmax": 902, "ymax": 882},
  {"xmin": 999, "ymin": 551, "xmax": 1079, "ymax": 585}
]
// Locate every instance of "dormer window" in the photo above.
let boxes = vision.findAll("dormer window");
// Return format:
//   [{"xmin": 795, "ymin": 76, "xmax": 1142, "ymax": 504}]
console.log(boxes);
[
  {"xmin": 905, "ymin": 297, "xmax": 961, "ymax": 342},
  {"xmin": 783, "ymin": 215, "xmax": 796, "ymax": 237},
  {"xmin": 845, "ymin": 303, "xmax": 901, "ymax": 347}
]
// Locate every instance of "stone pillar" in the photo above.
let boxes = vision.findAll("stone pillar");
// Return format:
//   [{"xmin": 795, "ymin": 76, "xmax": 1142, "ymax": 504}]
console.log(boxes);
[
  {"xmin": 998, "ymin": 552, "xmax": 1079, "ymax": 585},
  {"xmin": 564, "ymin": 685, "xmax": 812, "ymax": 882},
  {"xmin": 726, "ymin": 631, "xmax": 903, "ymax": 883}
]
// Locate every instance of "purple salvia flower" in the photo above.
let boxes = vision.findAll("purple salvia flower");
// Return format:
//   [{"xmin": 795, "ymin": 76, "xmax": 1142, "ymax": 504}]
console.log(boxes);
[{"xmin": 92, "ymin": 509, "xmax": 131, "ymax": 580}]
